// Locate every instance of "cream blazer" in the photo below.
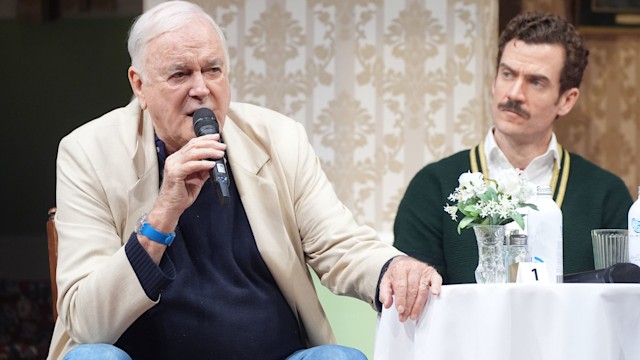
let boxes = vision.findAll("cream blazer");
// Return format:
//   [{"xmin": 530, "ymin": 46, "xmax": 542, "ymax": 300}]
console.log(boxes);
[{"xmin": 47, "ymin": 100, "xmax": 403, "ymax": 359}]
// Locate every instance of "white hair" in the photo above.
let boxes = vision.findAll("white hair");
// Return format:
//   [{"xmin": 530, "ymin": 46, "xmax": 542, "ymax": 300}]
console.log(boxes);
[{"xmin": 127, "ymin": 0, "xmax": 230, "ymax": 79}]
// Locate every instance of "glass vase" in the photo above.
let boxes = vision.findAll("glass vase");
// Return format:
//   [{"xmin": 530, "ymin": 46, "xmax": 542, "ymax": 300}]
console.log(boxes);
[{"xmin": 473, "ymin": 224, "xmax": 506, "ymax": 284}]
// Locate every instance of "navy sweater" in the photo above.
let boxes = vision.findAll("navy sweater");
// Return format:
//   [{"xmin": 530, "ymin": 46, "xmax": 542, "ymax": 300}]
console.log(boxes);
[{"xmin": 116, "ymin": 139, "xmax": 304, "ymax": 359}]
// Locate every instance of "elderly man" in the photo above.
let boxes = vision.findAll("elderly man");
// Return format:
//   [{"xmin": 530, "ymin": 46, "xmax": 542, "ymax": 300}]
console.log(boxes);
[
  {"xmin": 47, "ymin": 2, "xmax": 441, "ymax": 359},
  {"xmin": 393, "ymin": 12, "xmax": 632, "ymax": 284}
]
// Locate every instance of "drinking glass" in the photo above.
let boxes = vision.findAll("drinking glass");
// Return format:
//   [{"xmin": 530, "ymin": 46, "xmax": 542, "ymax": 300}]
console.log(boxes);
[{"xmin": 591, "ymin": 229, "xmax": 628, "ymax": 270}]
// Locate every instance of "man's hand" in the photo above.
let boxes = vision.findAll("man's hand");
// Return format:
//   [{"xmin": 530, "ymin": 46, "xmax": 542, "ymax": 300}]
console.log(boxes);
[
  {"xmin": 155, "ymin": 134, "xmax": 225, "ymax": 222},
  {"xmin": 138, "ymin": 135, "xmax": 225, "ymax": 263},
  {"xmin": 378, "ymin": 256, "xmax": 442, "ymax": 322}
]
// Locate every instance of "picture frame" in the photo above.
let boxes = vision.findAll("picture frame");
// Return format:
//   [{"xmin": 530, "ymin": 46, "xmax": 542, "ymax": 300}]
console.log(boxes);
[{"xmin": 574, "ymin": 0, "xmax": 640, "ymax": 33}]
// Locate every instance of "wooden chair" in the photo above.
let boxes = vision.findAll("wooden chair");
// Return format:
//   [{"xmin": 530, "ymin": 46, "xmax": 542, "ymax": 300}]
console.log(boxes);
[{"xmin": 46, "ymin": 207, "xmax": 58, "ymax": 319}]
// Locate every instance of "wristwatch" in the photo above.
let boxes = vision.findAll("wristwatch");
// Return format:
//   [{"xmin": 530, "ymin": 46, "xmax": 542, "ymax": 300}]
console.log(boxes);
[{"xmin": 135, "ymin": 213, "xmax": 176, "ymax": 246}]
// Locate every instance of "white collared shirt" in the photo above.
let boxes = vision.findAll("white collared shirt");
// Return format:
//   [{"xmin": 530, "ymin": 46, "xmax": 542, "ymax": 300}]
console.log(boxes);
[{"xmin": 483, "ymin": 128, "xmax": 560, "ymax": 189}]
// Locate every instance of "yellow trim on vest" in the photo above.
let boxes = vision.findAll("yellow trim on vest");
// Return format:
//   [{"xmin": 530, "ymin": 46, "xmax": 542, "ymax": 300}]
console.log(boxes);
[
  {"xmin": 470, "ymin": 146, "xmax": 479, "ymax": 173},
  {"xmin": 471, "ymin": 142, "xmax": 570, "ymax": 208},
  {"xmin": 478, "ymin": 142, "xmax": 488, "ymax": 178},
  {"xmin": 550, "ymin": 145, "xmax": 561, "ymax": 193},
  {"xmin": 555, "ymin": 147, "xmax": 570, "ymax": 208}
]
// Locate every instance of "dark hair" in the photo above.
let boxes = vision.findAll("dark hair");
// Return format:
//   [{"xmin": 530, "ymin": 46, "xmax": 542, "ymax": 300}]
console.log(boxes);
[{"xmin": 497, "ymin": 12, "xmax": 589, "ymax": 95}]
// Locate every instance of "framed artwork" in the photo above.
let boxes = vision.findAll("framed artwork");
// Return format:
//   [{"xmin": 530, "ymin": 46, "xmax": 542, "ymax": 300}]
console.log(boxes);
[
  {"xmin": 58, "ymin": 0, "xmax": 140, "ymax": 18},
  {"xmin": 13, "ymin": 0, "xmax": 141, "ymax": 21},
  {"xmin": 574, "ymin": 0, "xmax": 640, "ymax": 32}
]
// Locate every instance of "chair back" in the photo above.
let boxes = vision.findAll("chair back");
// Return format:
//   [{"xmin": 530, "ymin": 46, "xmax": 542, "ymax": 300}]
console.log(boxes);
[{"xmin": 46, "ymin": 207, "xmax": 58, "ymax": 319}]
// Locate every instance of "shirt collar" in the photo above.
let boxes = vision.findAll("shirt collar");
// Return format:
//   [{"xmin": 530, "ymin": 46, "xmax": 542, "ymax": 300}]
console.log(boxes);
[
  {"xmin": 154, "ymin": 134, "xmax": 167, "ymax": 183},
  {"xmin": 484, "ymin": 127, "xmax": 560, "ymax": 171}
]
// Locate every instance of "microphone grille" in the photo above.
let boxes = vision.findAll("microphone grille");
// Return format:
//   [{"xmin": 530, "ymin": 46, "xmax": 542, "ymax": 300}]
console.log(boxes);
[
  {"xmin": 607, "ymin": 262, "xmax": 640, "ymax": 283},
  {"xmin": 193, "ymin": 108, "xmax": 218, "ymax": 136}
]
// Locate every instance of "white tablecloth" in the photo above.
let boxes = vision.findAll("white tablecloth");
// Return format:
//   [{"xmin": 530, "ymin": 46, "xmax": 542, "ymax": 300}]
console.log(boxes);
[{"xmin": 374, "ymin": 283, "xmax": 640, "ymax": 360}]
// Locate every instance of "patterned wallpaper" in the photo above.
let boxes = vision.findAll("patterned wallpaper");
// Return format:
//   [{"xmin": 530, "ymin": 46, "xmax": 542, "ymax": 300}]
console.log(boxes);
[
  {"xmin": 559, "ymin": 34, "xmax": 640, "ymax": 200},
  {"xmin": 145, "ymin": 0, "xmax": 499, "ymax": 235},
  {"xmin": 523, "ymin": 0, "xmax": 640, "ymax": 200}
]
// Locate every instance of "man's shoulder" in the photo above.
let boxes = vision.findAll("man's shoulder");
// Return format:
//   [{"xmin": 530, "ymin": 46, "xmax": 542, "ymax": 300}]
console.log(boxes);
[
  {"xmin": 565, "ymin": 151, "xmax": 631, "ymax": 199},
  {"xmin": 226, "ymin": 102, "xmax": 308, "ymax": 156},
  {"xmin": 437, "ymin": 148, "xmax": 473, "ymax": 164},
  {"xmin": 228, "ymin": 102, "xmax": 302, "ymax": 137},
  {"xmin": 406, "ymin": 148, "xmax": 474, "ymax": 192},
  {"xmin": 416, "ymin": 148, "xmax": 473, "ymax": 176},
  {"xmin": 63, "ymin": 100, "xmax": 140, "ymax": 140},
  {"xmin": 567, "ymin": 151, "xmax": 625, "ymax": 183},
  {"xmin": 229, "ymin": 102, "xmax": 297, "ymax": 125}
]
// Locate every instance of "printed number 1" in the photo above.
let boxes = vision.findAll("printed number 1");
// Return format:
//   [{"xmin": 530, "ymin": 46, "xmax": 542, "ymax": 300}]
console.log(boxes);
[{"xmin": 531, "ymin": 268, "xmax": 539, "ymax": 281}]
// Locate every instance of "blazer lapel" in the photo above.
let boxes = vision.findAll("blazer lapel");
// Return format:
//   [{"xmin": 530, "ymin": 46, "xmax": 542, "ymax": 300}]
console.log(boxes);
[
  {"xmin": 224, "ymin": 114, "xmax": 335, "ymax": 344},
  {"xmin": 223, "ymin": 118, "xmax": 302, "ymax": 313},
  {"xmin": 125, "ymin": 108, "xmax": 160, "ymax": 239}
]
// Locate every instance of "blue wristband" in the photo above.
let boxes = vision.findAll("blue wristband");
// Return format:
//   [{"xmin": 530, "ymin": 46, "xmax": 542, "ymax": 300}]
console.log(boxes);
[{"xmin": 136, "ymin": 214, "xmax": 176, "ymax": 246}]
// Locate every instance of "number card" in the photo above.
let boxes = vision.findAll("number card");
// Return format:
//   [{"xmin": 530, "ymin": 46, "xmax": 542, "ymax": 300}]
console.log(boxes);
[{"xmin": 515, "ymin": 262, "xmax": 549, "ymax": 283}]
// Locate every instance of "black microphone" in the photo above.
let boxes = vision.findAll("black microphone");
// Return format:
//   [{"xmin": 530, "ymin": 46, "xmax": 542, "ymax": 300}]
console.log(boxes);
[
  {"xmin": 193, "ymin": 108, "xmax": 230, "ymax": 207},
  {"xmin": 563, "ymin": 262, "xmax": 640, "ymax": 283}
]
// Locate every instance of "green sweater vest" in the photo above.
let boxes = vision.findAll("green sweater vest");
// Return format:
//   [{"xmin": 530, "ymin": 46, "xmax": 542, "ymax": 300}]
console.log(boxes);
[{"xmin": 393, "ymin": 147, "xmax": 632, "ymax": 284}]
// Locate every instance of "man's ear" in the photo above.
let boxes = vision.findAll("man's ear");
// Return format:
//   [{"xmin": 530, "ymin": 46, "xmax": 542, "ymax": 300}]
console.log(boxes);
[
  {"xmin": 128, "ymin": 67, "xmax": 146, "ymax": 109},
  {"xmin": 557, "ymin": 88, "xmax": 580, "ymax": 117}
]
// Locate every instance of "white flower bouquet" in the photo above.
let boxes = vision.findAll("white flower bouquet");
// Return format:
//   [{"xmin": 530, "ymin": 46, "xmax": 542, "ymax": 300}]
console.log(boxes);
[{"xmin": 444, "ymin": 169, "xmax": 538, "ymax": 234}]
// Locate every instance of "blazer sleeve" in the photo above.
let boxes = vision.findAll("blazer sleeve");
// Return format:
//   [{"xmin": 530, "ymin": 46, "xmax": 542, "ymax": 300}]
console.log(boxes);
[
  {"xmin": 284, "ymin": 122, "xmax": 404, "ymax": 305},
  {"xmin": 55, "ymin": 123, "xmax": 156, "ymax": 344}
]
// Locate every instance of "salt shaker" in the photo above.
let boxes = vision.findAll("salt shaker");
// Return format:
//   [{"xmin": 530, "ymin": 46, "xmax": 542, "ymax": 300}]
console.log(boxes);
[{"xmin": 506, "ymin": 233, "xmax": 531, "ymax": 282}]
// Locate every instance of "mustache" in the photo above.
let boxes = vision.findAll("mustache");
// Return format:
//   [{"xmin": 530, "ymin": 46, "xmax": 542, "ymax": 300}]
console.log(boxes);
[{"xmin": 498, "ymin": 100, "xmax": 530, "ymax": 120}]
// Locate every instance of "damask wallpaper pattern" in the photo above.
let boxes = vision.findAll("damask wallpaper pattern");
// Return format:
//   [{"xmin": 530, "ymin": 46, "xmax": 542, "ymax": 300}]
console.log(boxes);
[
  {"xmin": 522, "ymin": 0, "xmax": 640, "ymax": 200},
  {"xmin": 145, "ymin": 0, "xmax": 498, "ymax": 236},
  {"xmin": 559, "ymin": 34, "xmax": 640, "ymax": 198}
]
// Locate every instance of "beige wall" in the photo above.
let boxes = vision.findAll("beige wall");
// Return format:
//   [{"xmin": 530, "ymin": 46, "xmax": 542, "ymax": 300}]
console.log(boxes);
[
  {"xmin": 145, "ymin": 0, "xmax": 640, "ymax": 219},
  {"xmin": 140, "ymin": 1, "xmax": 498, "ymax": 356},
  {"xmin": 523, "ymin": 0, "xmax": 640, "ymax": 200},
  {"xmin": 146, "ymin": 3, "xmax": 498, "ymax": 356},
  {"xmin": 562, "ymin": 33, "xmax": 640, "ymax": 199},
  {"xmin": 148, "ymin": 0, "xmax": 499, "ymax": 236}
]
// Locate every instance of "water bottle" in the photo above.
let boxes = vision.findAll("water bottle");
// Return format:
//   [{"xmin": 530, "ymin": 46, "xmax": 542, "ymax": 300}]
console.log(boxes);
[
  {"xmin": 505, "ymin": 233, "xmax": 531, "ymax": 282},
  {"xmin": 527, "ymin": 185, "xmax": 563, "ymax": 283},
  {"xmin": 628, "ymin": 186, "xmax": 640, "ymax": 267}
]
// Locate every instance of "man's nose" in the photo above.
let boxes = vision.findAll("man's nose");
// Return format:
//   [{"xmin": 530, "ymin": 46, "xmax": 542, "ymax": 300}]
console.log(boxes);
[
  {"xmin": 189, "ymin": 72, "xmax": 210, "ymax": 98},
  {"xmin": 506, "ymin": 78, "xmax": 525, "ymax": 102}
]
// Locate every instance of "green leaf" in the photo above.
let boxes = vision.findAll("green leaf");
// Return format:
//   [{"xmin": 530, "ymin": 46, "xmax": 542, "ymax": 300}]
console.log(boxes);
[
  {"xmin": 511, "ymin": 212, "xmax": 526, "ymax": 230},
  {"xmin": 477, "ymin": 189, "xmax": 494, "ymax": 202},
  {"xmin": 498, "ymin": 219, "xmax": 513, "ymax": 226},
  {"xmin": 462, "ymin": 205, "xmax": 480, "ymax": 217},
  {"xmin": 458, "ymin": 216, "xmax": 476, "ymax": 232}
]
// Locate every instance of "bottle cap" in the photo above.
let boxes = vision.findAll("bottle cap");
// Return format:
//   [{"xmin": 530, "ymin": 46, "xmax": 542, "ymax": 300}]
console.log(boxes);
[
  {"xmin": 505, "ymin": 229, "xmax": 520, "ymax": 245},
  {"xmin": 510, "ymin": 234, "xmax": 528, "ymax": 246}
]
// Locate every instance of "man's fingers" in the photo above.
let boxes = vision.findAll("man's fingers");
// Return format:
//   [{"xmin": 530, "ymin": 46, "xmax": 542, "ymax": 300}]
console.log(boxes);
[
  {"xmin": 409, "ymin": 280, "xmax": 431, "ymax": 320},
  {"xmin": 429, "ymin": 270, "xmax": 443, "ymax": 295},
  {"xmin": 379, "ymin": 256, "xmax": 443, "ymax": 322},
  {"xmin": 399, "ymin": 269, "xmax": 422, "ymax": 321},
  {"xmin": 379, "ymin": 277, "xmax": 394, "ymax": 309}
]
